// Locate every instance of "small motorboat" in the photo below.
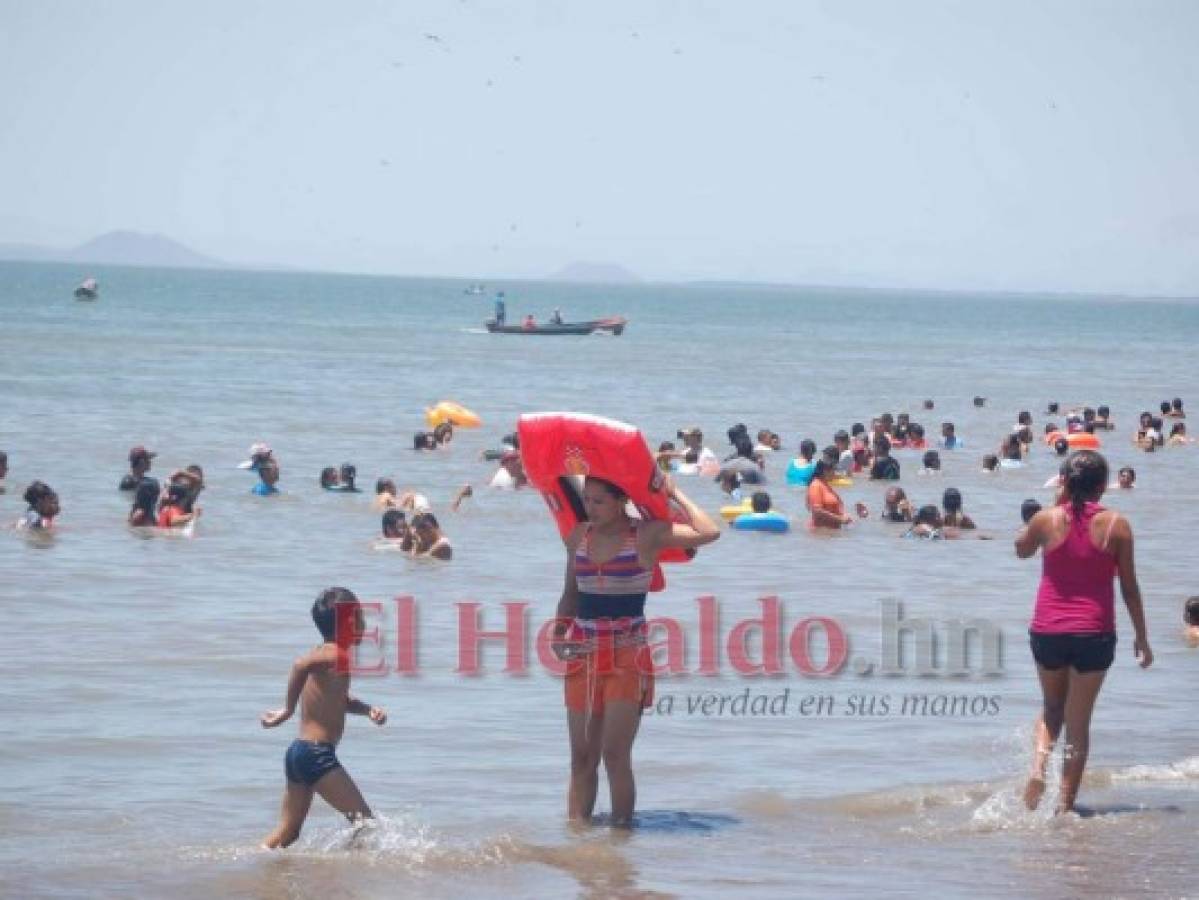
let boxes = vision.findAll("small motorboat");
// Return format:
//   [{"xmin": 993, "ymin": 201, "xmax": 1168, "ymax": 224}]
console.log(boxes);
[
  {"xmin": 74, "ymin": 277, "xmax": 99, "ymax": 300},
  {"xmin": 463, "ymin": 283, "xmax": 488, "ymax": 295},
  {"xmin": 485, "ymin": 315, "xmax": 627, "ymax": 336}
]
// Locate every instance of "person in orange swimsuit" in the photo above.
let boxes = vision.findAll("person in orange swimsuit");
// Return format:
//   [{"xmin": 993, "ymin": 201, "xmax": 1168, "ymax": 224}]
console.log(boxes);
[
  {"xmin": 806, "ymin": 459, "xmax": 866, "ymax": 529},
  {"xmin": 551, "ymin": 475, "xmax": 718, "ymax": 827}
]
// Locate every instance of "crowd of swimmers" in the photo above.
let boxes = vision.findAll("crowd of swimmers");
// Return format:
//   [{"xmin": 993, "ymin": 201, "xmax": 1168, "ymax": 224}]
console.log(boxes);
[{"xmin": 4, "ymin": 394, "xmax": 1197, "ymax": 837}]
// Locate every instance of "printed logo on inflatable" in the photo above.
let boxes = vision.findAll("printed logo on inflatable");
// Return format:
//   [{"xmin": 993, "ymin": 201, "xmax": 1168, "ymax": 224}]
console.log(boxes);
[{"xmin": 563, "ymin": 445, "xmax": 590, "ymax": 477}]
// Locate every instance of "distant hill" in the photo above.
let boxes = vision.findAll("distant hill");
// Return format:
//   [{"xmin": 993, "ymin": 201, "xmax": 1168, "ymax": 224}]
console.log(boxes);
[
  {"xmin": 0, "ymin": 230, "xmax": 222, "ymax": 269},
  {"xmin": 548, "ymin": 261, "xmax": 641, "ymax": 284}
]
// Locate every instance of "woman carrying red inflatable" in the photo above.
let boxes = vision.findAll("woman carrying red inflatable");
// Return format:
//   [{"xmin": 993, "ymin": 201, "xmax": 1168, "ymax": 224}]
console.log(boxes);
[{"xmin": 551, "ymin": 474, "xmax": 718, "ymax": 827}]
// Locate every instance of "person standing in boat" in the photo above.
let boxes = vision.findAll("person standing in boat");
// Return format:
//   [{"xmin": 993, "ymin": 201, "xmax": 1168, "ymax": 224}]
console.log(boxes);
[
  {"xmin": 551, "ymin": 307, "xmax": 564, "ymax": 325},
  {"xmin": 494, "ymin": 292, "xmax": 506, "ymax": 326},
  {"xmin": 550, "ymin": 475, "xmax": 718, "ymax": 827}
]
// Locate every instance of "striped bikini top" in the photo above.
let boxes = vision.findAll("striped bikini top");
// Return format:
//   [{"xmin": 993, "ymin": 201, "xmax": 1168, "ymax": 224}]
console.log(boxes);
[{"xmin": 574, "ymin": 524, "xmax": 654, "ymax": 600}]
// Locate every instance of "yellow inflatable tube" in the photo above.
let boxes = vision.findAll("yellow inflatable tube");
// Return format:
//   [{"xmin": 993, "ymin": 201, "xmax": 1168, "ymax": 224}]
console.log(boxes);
[
  {"xmin": 720, "ymin": 499, "xmax": 753, "ymax": 522},
  {"xmin": 426, "ymin": 401, "xmax": 482, "ymax": 429}
]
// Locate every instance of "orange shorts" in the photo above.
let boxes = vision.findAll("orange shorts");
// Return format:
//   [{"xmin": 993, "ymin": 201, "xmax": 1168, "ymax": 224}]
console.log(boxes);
[{"xmin": 564, "ymin": 643, "xmax": 654, "ymax": 714}]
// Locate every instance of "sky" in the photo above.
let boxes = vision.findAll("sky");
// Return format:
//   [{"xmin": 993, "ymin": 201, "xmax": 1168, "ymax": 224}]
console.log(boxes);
[{"xmin": 1, "ymin": 0, "xmax": 1197, "ymax": 294}]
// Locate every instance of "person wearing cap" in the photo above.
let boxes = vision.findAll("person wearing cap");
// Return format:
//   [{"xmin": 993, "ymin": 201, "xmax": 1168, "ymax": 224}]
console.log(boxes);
[
  {"xmin": 239, "ymin": 442, "xmax": 273, "ymax": 472},
  {"xmin": 119, "ymin": 446, "xmax": 156, "ymax": 491}
]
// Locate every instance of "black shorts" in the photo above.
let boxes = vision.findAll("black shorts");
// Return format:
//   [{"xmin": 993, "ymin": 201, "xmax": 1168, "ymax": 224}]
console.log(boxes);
[{"xmin": 1029, "ymin": 632, "xmax": 1117, "ymax": 673}]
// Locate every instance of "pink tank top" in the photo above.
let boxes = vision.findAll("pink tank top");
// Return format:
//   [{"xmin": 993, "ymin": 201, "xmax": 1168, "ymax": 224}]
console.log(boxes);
[{"xmin": 1031, "ymin": 502, "xmax": 1117, "ymax": 634}]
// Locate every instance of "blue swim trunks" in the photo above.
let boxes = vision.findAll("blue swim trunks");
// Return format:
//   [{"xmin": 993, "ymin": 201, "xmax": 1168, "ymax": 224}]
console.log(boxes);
[{"xmin": 285, "ymin": 739, "xmax": 342, "ymax": 785}]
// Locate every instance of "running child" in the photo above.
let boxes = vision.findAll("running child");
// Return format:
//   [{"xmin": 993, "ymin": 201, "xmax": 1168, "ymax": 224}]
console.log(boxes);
[{"xmin": 260, "ymin": 587, "xmax": 386, "ymax": 848}]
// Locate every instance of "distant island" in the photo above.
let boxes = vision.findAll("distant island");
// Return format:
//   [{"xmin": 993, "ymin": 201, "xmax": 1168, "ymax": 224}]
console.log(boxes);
[
  {"xmin": 548, "ymin": 261, "xmax": 641, "ymax": 284},
  {"xmin": 0, "ymin": 230, "xmax": 222, "ymax": 269}
]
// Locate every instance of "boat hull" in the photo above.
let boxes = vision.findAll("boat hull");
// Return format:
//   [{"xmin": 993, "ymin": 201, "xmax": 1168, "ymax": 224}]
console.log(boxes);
[{"xmin": 485, "ymin": 317, "xmax": 626, "ymax": 336}]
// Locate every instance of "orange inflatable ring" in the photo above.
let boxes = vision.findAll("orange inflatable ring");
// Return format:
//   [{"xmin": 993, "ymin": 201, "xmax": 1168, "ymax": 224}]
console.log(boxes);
[
  {"xmin": 426, "ymin": 401, "xmax": 482, "ymax": 429},
  {"xmin": 517, "ymin": 412, "xmax": 696, "ymax": 592},
  {"xmin": 1047, "ymin": 430, "xmax": 1101, "ymax": 449},
  {"xmin": 1066, "ymin": 432, "xmax": 1100, "ymax": 449}
]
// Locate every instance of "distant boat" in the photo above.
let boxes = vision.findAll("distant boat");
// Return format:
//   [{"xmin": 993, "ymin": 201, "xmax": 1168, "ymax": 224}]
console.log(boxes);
[
  {"xmin": 486, "ymin": 315, "xmax": 627, "ymax": 336},
  {"xmin": 463, "ymin": 283, "xmax": 487, "ymax": 295},
  {"xmin": 74, "ymin": 277, "xmax": 99, "ymax": 300}
]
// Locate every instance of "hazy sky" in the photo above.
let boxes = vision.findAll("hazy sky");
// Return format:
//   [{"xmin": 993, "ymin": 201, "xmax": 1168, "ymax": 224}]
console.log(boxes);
[{"xmin": 2, "ymin": 0, "xmax": 1197, "ymax": 294}]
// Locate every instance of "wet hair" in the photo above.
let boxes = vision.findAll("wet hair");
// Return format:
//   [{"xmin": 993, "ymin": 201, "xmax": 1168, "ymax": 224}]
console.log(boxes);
[
  {"xmin": 733, "ymin": 435, "xmax": 755, "ymax": 459},
  {"xmin": 1097, "ymin": 405, "xmax": 1110, "ymax": 418},
  {"xmin": 339, "ymin": 462, "xmax": 357, "ymax": 484},
  {"xmin": 1160, "ymin": 401, "xmax": 1172, "ymax": 415},
  {"xmin": 683, "ymin": 449, "xmax": 698, "ymax": 464},
  {"xmin": 982, "ymin": 454, "xmax": 999, "ymax": 471},
  {"xmin": 922, "ymin": 450, "xmax": 940, "ymax": 470},
  {"xmin": 381, "ymin": 509, "xmax": 406, "ymax": 537},
  {"xmin": 923, "ymin": 399, "xmax": 934, "ymax": 410},
  {"xmin": 1047, "ymin": 402, "xmax": 1060, "ymax": 414},
  {"xmin": 1018, "ymin": 411, "xmax": 1032, "ymax": 426},
  {"xmin": 750, "ymin": 491, "xmax": 771, "ymax": 513},
  {"xmin": 320, "ymin": 466, "xmax": 338, "ymax": 488},
  {"xmin": 1060, "ymin": 450, "xmax": 1108, "ymax": 514},
  {"xmin": 942, "ymin": 487, "xmax": 962, "ymax": 513},
  {"xmin": 312, "ymin": 586, "xmax": 359, "ymax": 641},
  {"xmin": 23, "ymin": 480, "xmax": 55, "ymax": 508},
  {"xmin": 1173, "ymin": 398, "xmax": 1184, "ymax": 412},
  {"xmin": 834, "ymin": 429, "xmax": 849, "ymax": 443},
  {"xmin": 1170, "ymin": 422, "xmax": 1186, "ymax": 437},
  {"xmin": 376, "ymin": 477, "xmax": 396, "ymax": 495},
  {"xmin": 1021, "ymin": 498, "xmax": 1043, "ymax": 524},
  {"xmin": 133, "ymin": 477, "xmax": 160, "ymax": 515},
  {"xmin": 1118, "ymin": 466, "xmax": 1136, "ymax": 483},
  {"xmin": 1054, "ymin": 437, "xmax": 1069, "ymax": 455},
  {"xmin": 433, "ymin": 422, "xmax": 453, "ymax": 444},
  {"xmin": 874, "ymin": 434, "xmax": 892, "ymax": 456},
  {"xmin": 914, "ymin": 505, "xmax": 941, "ymax": 527},
  {"xmin": 851, "ymin": 423, "xmax": 865, "ymax": 437},
  {"xmin": 1185, "ymin": 596, "xmax": 1199, "ymax": 626},
  {"xmin": 973, "ymin": 396, "xmax": 986, "ymax": 407},
  {"xmin": 727, "ymin": 423, "xmax": 749, "ymax": 446},
  {"xmin": 586, "ymin": 475, "xmax": 627, "ymax": 500},
  {"xmin": 412, "ymin": 511, "xmax": 440, "ymax": 530},
  {"xmin": 799, "ymin": 439, "xmax": 817, "ymax": 461}
]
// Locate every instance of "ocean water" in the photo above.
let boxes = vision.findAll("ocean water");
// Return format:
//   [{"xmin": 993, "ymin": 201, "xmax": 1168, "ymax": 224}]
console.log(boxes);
[{"xmin": 1, "ymin": 260, "xmax": 1197, "ymax": 898}]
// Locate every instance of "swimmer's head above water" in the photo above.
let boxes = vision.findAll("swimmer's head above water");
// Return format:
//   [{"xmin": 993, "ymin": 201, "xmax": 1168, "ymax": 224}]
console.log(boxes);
[
  {"xmin": 982, "ymin": 454, "xmax": 999, "ymax": 472},
  {"xmin": 381, "ymin": 509, "xmax": 408, "ymax": 539},
  {"xmin": 750, "ymin": 491, "xmax": 772, "ymax": 513},
  {"xmin": 320, "ymin": 467, "xmax": 339, "ymax": 489},
  {"xmin": 922, "ymin": 450, "xmax": 941, "ymax": 471},
  {"xmin": 1117, "ymin": 467, "xmax": 1136, "ymax": 489},
  {"xmin": 1055, "ymin": 437, "xmax": 1070, "ymax": 456},
  {"xmin": 1184, "ymin": 597, "xmax": 1199, "ymax": 627},
  {"xmin": 1021, "ymin": 498, "xmax": 1043, "ymax": 524}
]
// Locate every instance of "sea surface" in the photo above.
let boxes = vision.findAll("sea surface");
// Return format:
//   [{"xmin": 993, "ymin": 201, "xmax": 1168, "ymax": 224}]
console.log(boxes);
[{"xmin": 1, "ymin": 261, "xmax": 1196, "ymax": 898}]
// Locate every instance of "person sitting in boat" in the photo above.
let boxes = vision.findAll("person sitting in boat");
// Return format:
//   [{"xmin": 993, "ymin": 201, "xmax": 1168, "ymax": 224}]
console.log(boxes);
[
  {"xmin": 550, "ymin": 307, "xmax": 563, "ymax": 325},
  {"xmin": 522, "ymin": 314, "xmax": 536, "ymax": 330}
]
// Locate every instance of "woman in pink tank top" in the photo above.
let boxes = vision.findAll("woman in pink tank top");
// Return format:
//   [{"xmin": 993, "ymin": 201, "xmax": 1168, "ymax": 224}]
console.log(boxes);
[{"xmin": 1015, "ymin": 450, "xmax": 1152, "ymax": 814}]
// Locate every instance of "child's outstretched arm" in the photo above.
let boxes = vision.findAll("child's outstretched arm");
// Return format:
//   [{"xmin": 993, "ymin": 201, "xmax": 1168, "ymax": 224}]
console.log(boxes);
[
  {"xmin": 347, "ymin": 696, "xmax": 387, "ymax": 725},
  {"xmin": 261, "ymin": 651, "xmax": 320, "ymax": 727}
]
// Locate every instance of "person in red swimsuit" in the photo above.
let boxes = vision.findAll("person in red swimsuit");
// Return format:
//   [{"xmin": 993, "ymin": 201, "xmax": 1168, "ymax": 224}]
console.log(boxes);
[
  {"xmin": 551, "ymin": 475, "xmax": 718, "ymax": 827},
  {"xmin": 1015, "ymin": 450, "xmax": 1153, "ymax": 814}
]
